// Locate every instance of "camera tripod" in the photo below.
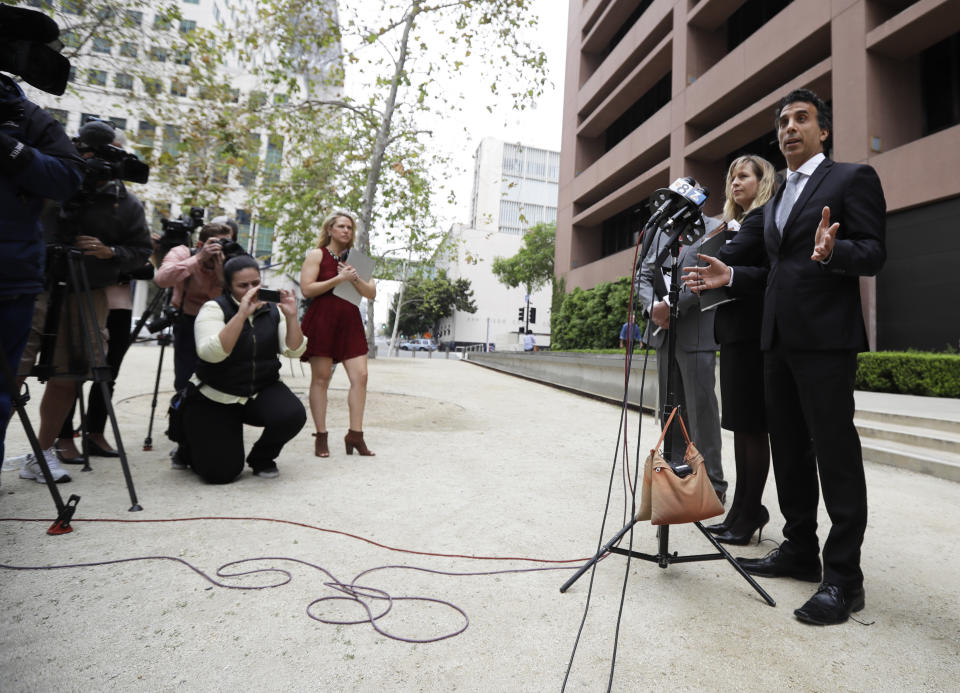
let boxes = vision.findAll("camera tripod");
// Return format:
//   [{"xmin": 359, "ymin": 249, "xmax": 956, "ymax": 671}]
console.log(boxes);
[
  {"xmin": 1, "ymin": 335, "xmax": 78, "ymax": 534},
  {"xmin": 34, "ymin": 245, "xmax": 142, "ymax": 512},
  {"xmin": 559, "ymin": 218, "xmax": 773, "ymax": 605},
  {"xmin": 129, "ymin": 285, "xmax": 174, "ymax": 452}
]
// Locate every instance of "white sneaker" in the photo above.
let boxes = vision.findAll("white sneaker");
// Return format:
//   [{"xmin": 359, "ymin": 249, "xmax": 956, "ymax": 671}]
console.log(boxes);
[
  {"xmin": 2, "ymin": 451, "xmax": 33, "ymax": 472},
  {"xmin": 19, "ymin": 447, "xmax": 72, "ymax": 483}
]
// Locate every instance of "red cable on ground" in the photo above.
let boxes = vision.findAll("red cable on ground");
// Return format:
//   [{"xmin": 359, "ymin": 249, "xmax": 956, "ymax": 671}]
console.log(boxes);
[{"xmin": 0, "ymin": 516, "xmax": 592, "ymax": 564}]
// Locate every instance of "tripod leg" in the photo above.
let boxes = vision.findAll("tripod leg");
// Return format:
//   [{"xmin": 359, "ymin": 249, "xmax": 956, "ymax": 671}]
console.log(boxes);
[
  {"xmin": 100, "ymin": 378, "xmax": 142, "ymax": 511},
  {"xmin": 143, "ymin": 336, "xmax": 167, "ymax": 451},
  {"xmin": 694, "ymin": 522, "xmax": 776, "ymax": 606},
  {"xmin": 0, "ymin": 341, "xmax": 79, "ymax": 534},
  {"xmin": 560, "ymin": 517, "xmax": 640, "ymax": 593}
]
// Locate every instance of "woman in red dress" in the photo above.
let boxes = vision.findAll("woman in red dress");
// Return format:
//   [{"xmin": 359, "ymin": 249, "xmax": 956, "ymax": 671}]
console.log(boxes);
[{"xmin": 299, "ymin": 211, "xmax": 376, "ymax": 457}]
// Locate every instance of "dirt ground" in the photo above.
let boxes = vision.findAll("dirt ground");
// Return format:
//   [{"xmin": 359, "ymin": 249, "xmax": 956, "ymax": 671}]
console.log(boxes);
[{"xmin": 1, "ymin": 346, "xmax": 958, "ymax": 692}]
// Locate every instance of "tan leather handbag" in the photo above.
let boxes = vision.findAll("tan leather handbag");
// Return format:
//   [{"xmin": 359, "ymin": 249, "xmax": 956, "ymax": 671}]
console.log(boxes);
[{"xmin": 636, "ymin": 406, "xmax": 724, "ymax": 525}]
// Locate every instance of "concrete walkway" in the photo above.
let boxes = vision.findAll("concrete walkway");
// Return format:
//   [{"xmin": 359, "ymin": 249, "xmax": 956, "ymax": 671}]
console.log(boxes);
[{"xmin": 1, "ymin": 346, "xmax": 958, "ymax": 692}]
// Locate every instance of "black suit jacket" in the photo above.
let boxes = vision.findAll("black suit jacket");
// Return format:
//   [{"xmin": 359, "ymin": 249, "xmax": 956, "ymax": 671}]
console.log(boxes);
[
  {"xmin": 724, "ymin": 158, "xmax": 886, "ymax": 352},
  {"xmin": 714, "ymin": 207, "xmax": 766, "ymax": 345}
]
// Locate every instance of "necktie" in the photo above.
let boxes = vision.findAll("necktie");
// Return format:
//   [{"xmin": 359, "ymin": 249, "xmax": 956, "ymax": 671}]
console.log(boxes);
[{"xmin": 776, "ymin": 171, "xmax": 801, "ymax": 233}]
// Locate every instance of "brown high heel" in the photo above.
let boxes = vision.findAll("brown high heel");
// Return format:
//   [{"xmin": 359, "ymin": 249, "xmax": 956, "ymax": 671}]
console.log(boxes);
[
  {"xmin": 344, "ymin": 429, "xmax": 375, "ymax": 456},
  {"xmin": 313, "ymin": 432, "xmax": 329, "ymax": 458}
]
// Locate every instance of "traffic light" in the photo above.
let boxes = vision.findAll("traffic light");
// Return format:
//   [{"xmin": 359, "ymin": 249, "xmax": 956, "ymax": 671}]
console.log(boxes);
[
  {"xmin": 529, "ymin": 307, "xmax": 536, "ymax": 324},
  {"xmin": 518, "ymin": 307, "xmax": 524, "ymax": 321}
]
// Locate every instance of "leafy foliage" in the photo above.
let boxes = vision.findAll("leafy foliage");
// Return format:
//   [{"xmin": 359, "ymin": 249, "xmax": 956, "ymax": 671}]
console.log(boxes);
[
  {"xmin": 551, "ymin": 277, "xmax": 644, "ymax": 350},
  {"xmin": 491, "ymin": 222, "xmax": 555, "ymax": 293},
  {"xmin": 856, "ymin": 352, "xmax": 960, "ymax": 397},
  {"xmin": 387, "ymin": 271, "xmax": 477, "ymax": 338}
]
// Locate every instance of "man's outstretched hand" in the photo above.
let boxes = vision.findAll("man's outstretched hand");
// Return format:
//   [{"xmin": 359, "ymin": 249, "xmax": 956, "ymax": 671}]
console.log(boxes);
[{"xmin": 812, "ymin": 206, "xmax": 839, "ymax": 262}]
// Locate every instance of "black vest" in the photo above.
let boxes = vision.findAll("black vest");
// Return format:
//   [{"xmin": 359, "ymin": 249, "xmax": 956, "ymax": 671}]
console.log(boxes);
[{"xmin": 195, "ymin": 295, "xmax": 282, "ymax": 397}]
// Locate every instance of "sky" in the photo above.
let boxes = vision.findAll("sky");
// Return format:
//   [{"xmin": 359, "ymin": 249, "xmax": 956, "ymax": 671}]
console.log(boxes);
[{"xmin": 343, "ymin": 0, "xmax": 569, "ymax": 334}]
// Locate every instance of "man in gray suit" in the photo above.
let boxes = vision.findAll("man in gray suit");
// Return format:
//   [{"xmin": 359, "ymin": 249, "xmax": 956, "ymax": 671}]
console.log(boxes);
[{"xmin": 636, "ymin": 230, "xmax": 725, "ymax": 501}]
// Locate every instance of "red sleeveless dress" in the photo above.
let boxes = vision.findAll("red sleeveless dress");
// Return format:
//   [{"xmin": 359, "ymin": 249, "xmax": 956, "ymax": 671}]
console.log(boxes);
[{"xmin": 300, "ymin": 248, "xmax": 369, "ymax": 363}]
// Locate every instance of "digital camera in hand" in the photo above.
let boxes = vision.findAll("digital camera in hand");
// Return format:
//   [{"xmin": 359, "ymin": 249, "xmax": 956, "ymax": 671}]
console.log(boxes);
[
  {"xmin": 257, "ymin": 288, "xmax": 283, "ymax": 303},
  {"xmin": 216, "ymin": 238, "xmax": 247, "ymax": 260}
]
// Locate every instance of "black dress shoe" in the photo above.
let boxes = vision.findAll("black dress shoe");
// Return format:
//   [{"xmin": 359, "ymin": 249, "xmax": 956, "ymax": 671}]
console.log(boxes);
[
  {"xmin": 736, "ymin": 547, "xmax": 822, "ymax": 582},
  {"xmin": 86, "ymin": 439, "xmax": 119, "ymax": 458},
  {"xmin": 794, "ymin": 583, "xmax": 865, "ymax": 625},
  {"xmin": 704, "ymin": 517, "xmax": 733, "ymax": 534}
]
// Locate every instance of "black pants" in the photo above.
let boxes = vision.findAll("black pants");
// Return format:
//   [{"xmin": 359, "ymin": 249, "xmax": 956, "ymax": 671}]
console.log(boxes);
[
  {"xmin": 764, "ymin": 345, "xmax": 866, "ymax": 589},
  {"xmin": 60, "ymin": 308, "xmax": 133, "ymax": 438},
  {"xmin": 172, "ymin": 313, "xmax": 198, "ymax": 393},
  {"xmin": 182, "ymin": 380, "xmax": 306, "ymax": 484}
]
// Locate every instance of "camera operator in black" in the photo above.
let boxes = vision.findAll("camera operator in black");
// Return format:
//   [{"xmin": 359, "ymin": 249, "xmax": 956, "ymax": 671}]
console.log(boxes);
[
  {"xmin": 0, "ymin": 68, "xmax": 83, "ymax": 468},
  {"xmin": 154, "ymin": 222, "xmax": 241, "ymax": 393},
  {"xmin": 12, "ymin": 120, "xmax": 151, "ymax": 480}
]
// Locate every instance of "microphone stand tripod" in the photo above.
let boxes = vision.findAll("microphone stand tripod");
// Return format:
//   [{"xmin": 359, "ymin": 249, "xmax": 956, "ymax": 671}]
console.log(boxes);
[{"xmin": 559, "ymin": 220, "xmax": 774, "ymax": 605}]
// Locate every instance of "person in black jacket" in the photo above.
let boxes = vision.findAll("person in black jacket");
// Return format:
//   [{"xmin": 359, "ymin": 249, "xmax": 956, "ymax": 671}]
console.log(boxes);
[
  {"xmin": 0, "ymin": 71, "xmax": 83, "ymax": 471},
  {"xmin": 696, "ymin": 155, "xmax": 778, "ymax": 546},
  {"xmin": 12, "ymin": 120, "xmax": 152, "ymax": 481},
  {"xmin": 684, "ymin": 89, "xmax": 886, "ymax": 625},
  {"xmin": 182, "ymin": 256, "xmax": 306, "ymax": 483}
]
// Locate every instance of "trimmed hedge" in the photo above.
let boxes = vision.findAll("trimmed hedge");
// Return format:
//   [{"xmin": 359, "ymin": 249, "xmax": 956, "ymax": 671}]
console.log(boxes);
[
  {"xmin": 856, "ymin": 352, "xmax": 960, "ymax": 398},
  {"xmin": 551, "ymin": 276, "xmax": 645, "ymax": 350}
]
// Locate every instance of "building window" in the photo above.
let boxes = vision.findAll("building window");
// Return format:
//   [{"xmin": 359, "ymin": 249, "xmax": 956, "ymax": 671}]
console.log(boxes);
[
  {"xmin": 68, "ymin": 66, "xmax": 77, "ymax": 82},
  {"xmin": 137, "ymin": 121, "xmax": 156, "ymax": 149},
  {"xmin": 61, "ymin": 0, "xmax": 83, "ymax": 15},
  {"xmin": 499, "ymin": 199, "xmax": 523, "ymax": 235},
  {"xmin": 727, "ymin": 0, "xmax": 793, "ymax": 51},
  {"xmin": 229, "ymin": 88, "xmax": 240, "ymax": 103},
  {"xmin": 124, "ymin": 10, "xmax": 143, "ymax": 27},
  {"xmin": 239, "ymin": 134, "xmax": 261, "ymax": 187},
  {"xmin": 115, "ymin": 73, "xmax": 134, "ymax": 90},
  {"xmin": 922, "ymin": 33, "xmax": 960, "ymax": 136},
  {"xmin": 88, "ymin": 69, "xmax": 107, "ymax": 87},
  {"xmin": 254, "ymin": 223, "xmax": 273, "ymax": 261},
  {"xmin": 92, "ymin": 37, "xmax": 112, "ymax": 54},
  {"xmin": 119, "ymin": 42, "xmax": 138, "ymax": 58},
  {"xmin": 60, "ymin": 31, "xmax": 81, "ymax": 48},
  {"xmin": 111, "ymin": 117, "xmax": 127, "ymax": 131},
  {"xmin": 265, "ymin": 135, "xmax": 283, "ymax": 183},
  {"xmin": 603, "ymin": 0, "xmax": 654, "ymax": 60},
  {"xmin": 180, "ymin": 19, "xmax": 197, "ymax": 33},
  {"xmin": 174, "ymin": 48, "xmax": 191, "ymax": 65},
  {"xmin": 604, "ymin": 72, "xmax": 671, "ymax": 152},
  {"xmin": 45, "ymin": 108, "xmax": 68, "ymax": 127},
  {"xmin": 183, "ymin": 0, "xmax": 200, "ymax": 4},
  {"xmin": 162, "ymin": 125, "xmax": 181, "ymax": 157},
  {"xmin": 502, "ymin": 143, "xmax": 524, "ymax": 177},
  {"xmin": 150, "ymin": 46, "xmax": 168, "ymax": 62},
  {"xmin": 142, "ymin": 77, "xmax": 162, "ymax": 96},
  {"xmin": 95, "ymin": 6, "xmax": 116, "ymax": 22},
  {"xmin": 26, "ymin": 0, "xmax": 53, "ymax": 8},
  {"xmin": 601, "ymin": 202, "xmax": 651, "ymax": 258},
  {"xmin": 80, "ymin": 113, "xmax": 100, "ymax": 125},
  {"xmin": 153, "ymin": 13, "xmax": 173, "ymax": 30},
  {"xmin": 249, "ymin": 91, "xmax": 267, "ymax": 109},
  {"xmin": 235, "ymin": 209, "xmax": 252, "ymax": 248},
  {"xmin": 170, "ymin": 80, "xmax": 187, "ymax": 97}
]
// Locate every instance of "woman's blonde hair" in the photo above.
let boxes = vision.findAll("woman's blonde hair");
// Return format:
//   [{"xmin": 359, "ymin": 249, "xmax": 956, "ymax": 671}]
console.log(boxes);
[
  {"xmin": 316, "ymin": 211, "xmax": 357, "ymax": 249},
  {"xmin": 722, "ymin": 155, "xmax": 777, "ymax": 222}
]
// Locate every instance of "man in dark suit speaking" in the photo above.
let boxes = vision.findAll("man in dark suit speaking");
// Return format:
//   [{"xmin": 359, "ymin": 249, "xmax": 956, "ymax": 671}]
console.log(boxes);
[{"xmin": 687, "ymin": 89, "xmax": 886, "ymax": 625}]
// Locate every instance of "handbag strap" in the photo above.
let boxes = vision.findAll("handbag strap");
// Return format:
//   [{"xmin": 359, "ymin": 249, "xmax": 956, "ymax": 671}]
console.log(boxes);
[{"xmin": 652, "ymin": 406, "xmax": 693, "ymax": 452}]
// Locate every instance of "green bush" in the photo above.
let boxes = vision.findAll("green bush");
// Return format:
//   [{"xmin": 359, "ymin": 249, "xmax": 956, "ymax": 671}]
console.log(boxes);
[
  {"xmin": 856, "ymin": 352, "xmax": 960, "ymax": 397},
  {"xmin": 551, "ymin": 276, "xmax": 645, "ymax": 350}
]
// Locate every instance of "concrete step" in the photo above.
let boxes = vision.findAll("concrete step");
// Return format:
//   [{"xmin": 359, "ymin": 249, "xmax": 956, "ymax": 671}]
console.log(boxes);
[
  {"xmin": 860, "ymin": 435, "xmax": 960, "ymax": 483},
  {"xmin": 855, "ymin": 419, "xmax": 960, "ymax": 456},
  {"xmin": 855, "ymin": 408, "xmax": 960, "ymax": 436}
]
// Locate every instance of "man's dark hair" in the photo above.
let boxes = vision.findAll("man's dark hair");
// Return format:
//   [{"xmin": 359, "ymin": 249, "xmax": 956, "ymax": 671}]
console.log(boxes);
[
  {"xmin": 774, "ymin": 88, "xmax": 832, "ymax": 153},
  {"xmin": 198, "ymin": 222, "xmax": 232, "ymax": 243}
]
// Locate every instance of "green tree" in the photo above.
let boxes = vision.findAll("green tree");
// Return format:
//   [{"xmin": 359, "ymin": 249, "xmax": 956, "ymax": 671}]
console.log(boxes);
[
  {"xmin": 491, "ymin": 221, "xmax": 556, "ymax": 294},
  {"xmin": 551, "ymin": 277, "xmax": 642, "ymax": 350},
  {"xmin": 253, "ymin": 0, "xmax": 548, "ymax": 350},
  {"xmin": 387, "ymin": 271, "xmax": 477, "ymax": 342}
]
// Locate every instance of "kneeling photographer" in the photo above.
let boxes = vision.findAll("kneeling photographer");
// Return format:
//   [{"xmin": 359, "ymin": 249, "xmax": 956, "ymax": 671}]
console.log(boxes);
[
  {"xmin": 180, "ymin": 256, "xmax": 306, "ymax": 483},
  {"xmin": 13, "ymin": 119, "xmax": 151, "ymax": 480},
  {"xmin": 154, "ymin": 222, "xmax": 245, "ymax": 393}
]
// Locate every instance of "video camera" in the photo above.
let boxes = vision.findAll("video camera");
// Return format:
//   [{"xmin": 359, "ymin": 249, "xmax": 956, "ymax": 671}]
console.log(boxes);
[
  {"xmin": 159, "ymin": 207, "xmax": 205, "ymax": 250},
  {"xmin": 0, "ymin": 4, "xmax": 70, "ymax": 96},
  {"xmin": 73, "ymin": 119, "xmax": 150, "ymax": 186}
]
